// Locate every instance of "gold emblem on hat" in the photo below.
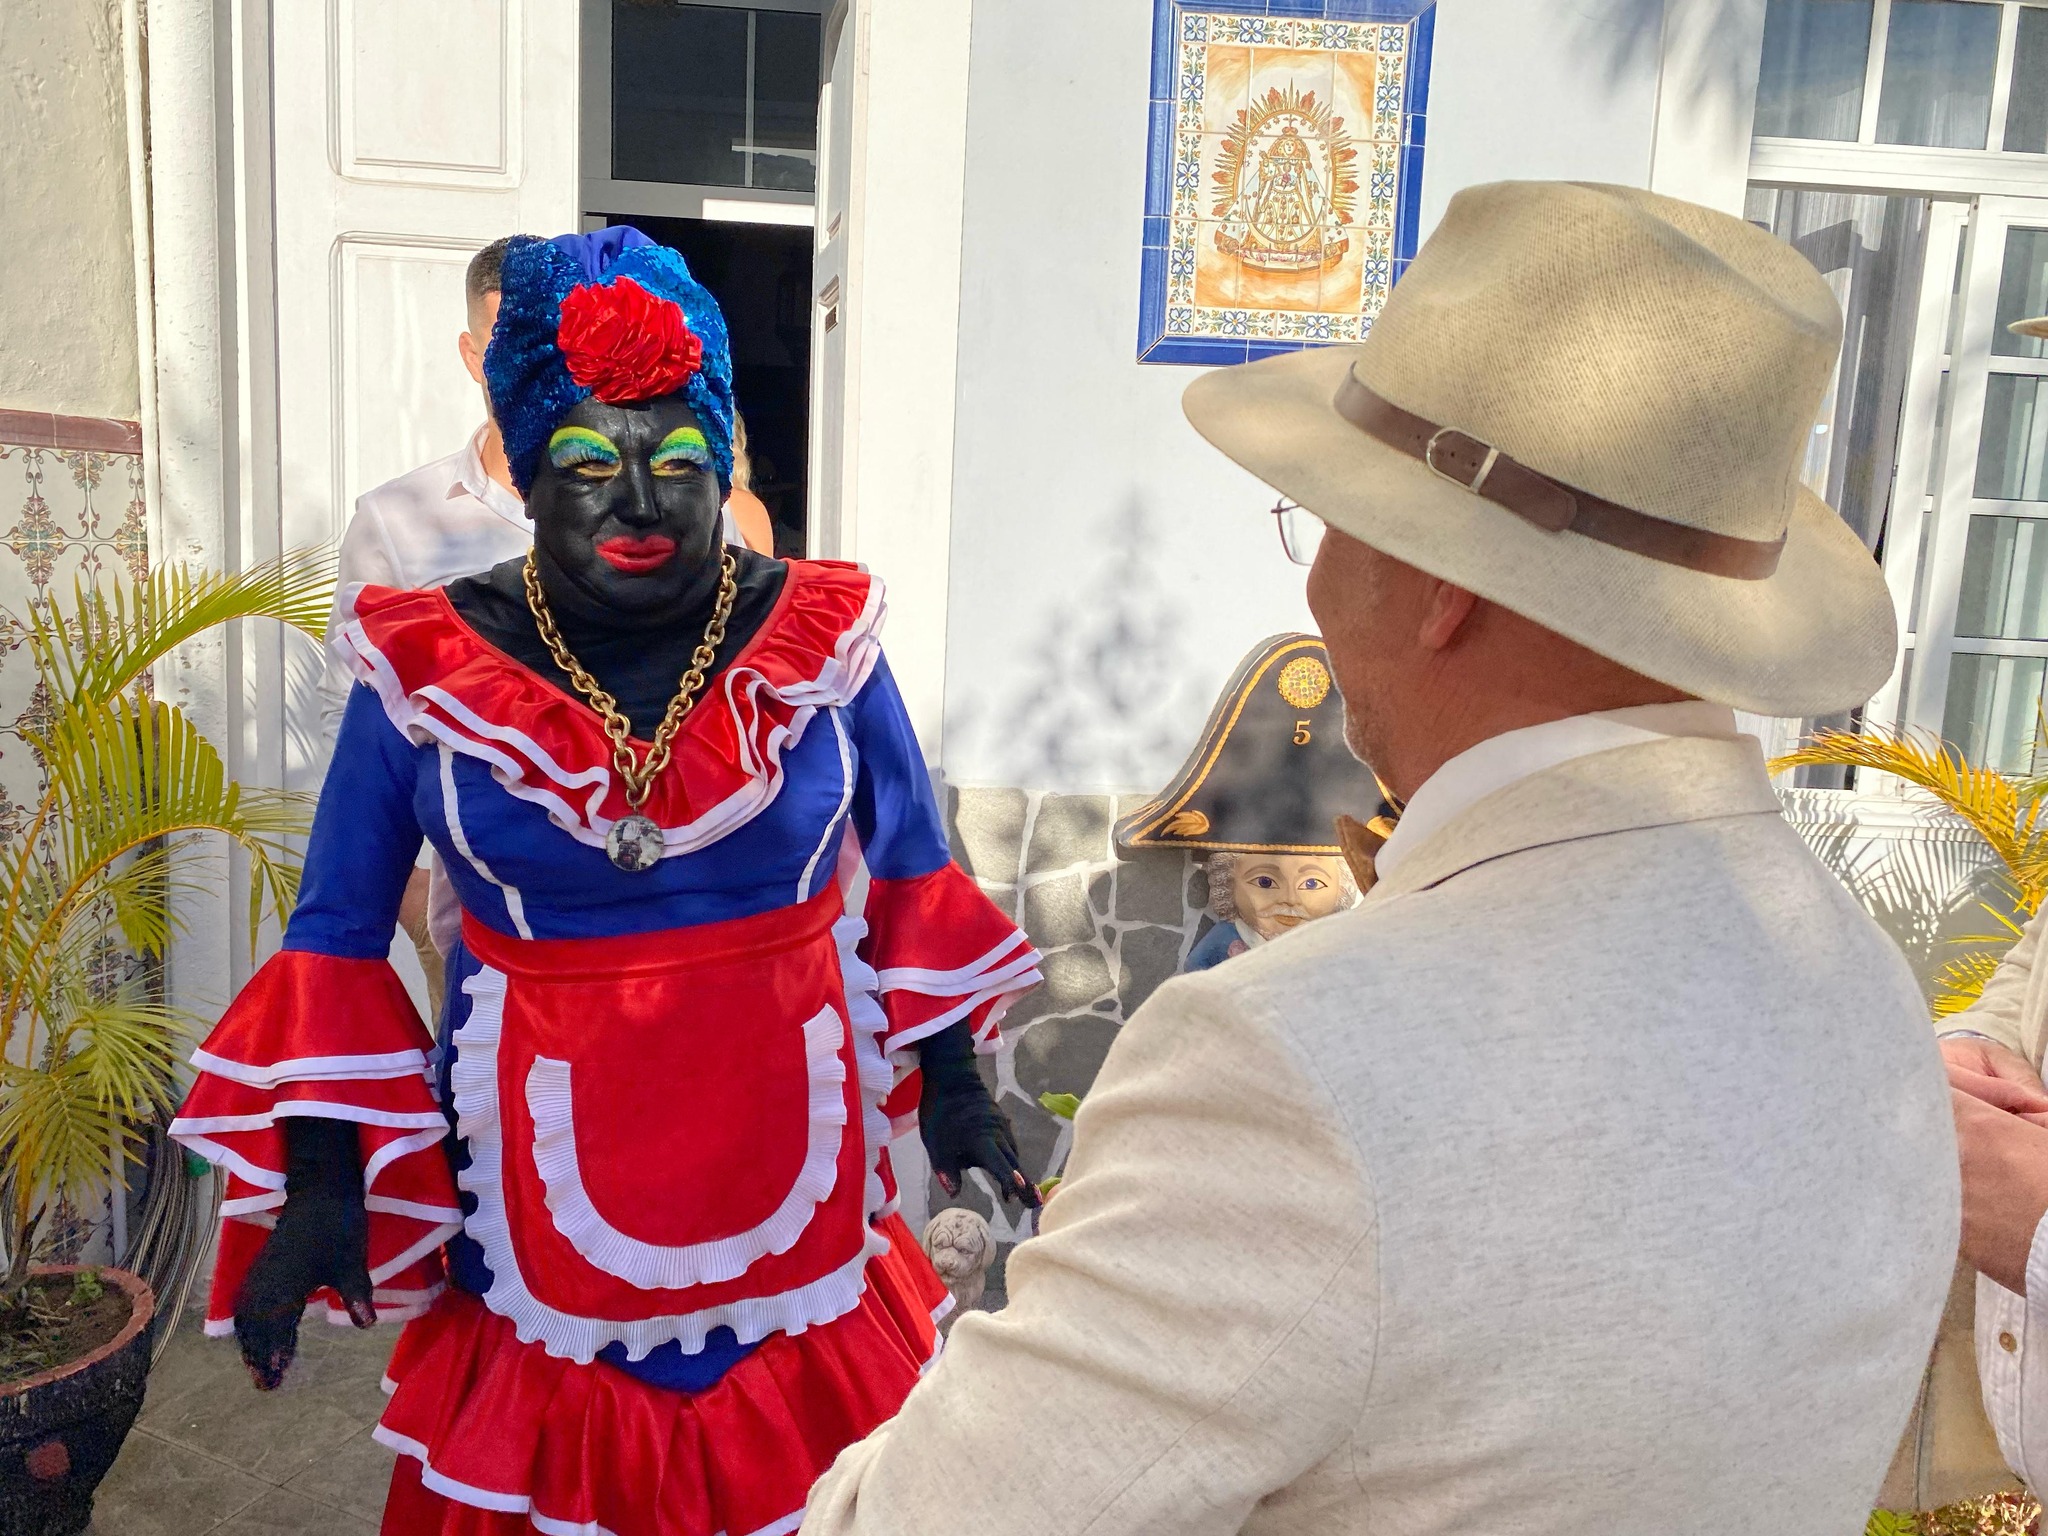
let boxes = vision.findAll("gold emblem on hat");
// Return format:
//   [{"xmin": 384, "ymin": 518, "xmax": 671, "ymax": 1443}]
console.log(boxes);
[
  {"xmin": 1162, "ymin": 809, "xmax": 1212, "ymax": 838},
  {"xmin": 1276, "ymin": 656, "xmax": 1331, "ymax": 710}
]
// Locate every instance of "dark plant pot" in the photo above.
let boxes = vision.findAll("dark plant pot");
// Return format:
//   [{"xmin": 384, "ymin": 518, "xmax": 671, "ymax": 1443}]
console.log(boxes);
[{"xmin": 0, "ymin": 1267, "xmax": 156, "ymax": 1536}]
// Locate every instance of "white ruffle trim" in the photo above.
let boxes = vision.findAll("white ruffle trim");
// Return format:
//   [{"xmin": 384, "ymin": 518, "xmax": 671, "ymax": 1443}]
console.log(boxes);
[
  {"xmin": 873, "ymin": 929, "xmax": 1045, "ymax": 1055},
  {"xmin": 189, "ymin": 1045, "xmax": 431, "ymax": 1087},
  {"xmin": 449, "ymin": 951, "xmax": 898, "ymax": 1365},
  {"xmin": 526, "ymin": 1004, "xmax": 849, "ymax": 1290},
  {"xmin": 335, "ymin": 574, "xmax": 886, "ymax": 861}
]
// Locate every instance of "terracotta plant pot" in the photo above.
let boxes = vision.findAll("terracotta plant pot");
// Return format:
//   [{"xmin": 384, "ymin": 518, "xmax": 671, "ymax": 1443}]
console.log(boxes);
[{"xmin": 0, "ymin": 1267, "xmax": 156, "ymax": 1536}]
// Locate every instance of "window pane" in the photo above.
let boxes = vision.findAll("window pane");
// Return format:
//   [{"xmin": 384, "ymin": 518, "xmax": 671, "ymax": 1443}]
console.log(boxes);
[
  {"xmin": 1876, "ymin": 0, "xmax": 2001, "ymax": 149},
  {"xmin": 1958, "ymin": 516, "xmax": 2048, "ymax": 637},
  {"xmin": 1993, "ymin": 227, "xmax": 2048, "ymax": 360},
  {"xmin": 1755, "ymin": 0, "xmax": 1873, "ymax": 139},
  {"xmin": 1753, "ymin": 187, "xmax": 1933, "ymax": 548},
  {"xmin": 2008, "ymin": 7, "xmax": 2048, "ymax": 153},
  {"xmin": 1943, "ymin": 652, "xmax": 2048, "ymax": 770},
  {"xmin": 612, "ymin": 2, "xmax": 750, "ymax": 188},
  {"xmin": 1977, "ymin": 375, "xmax": 2048, "ymax": 501},
  {"xmin": 749, "ymin": 10, "xmax": 821, "ymax": 193}
]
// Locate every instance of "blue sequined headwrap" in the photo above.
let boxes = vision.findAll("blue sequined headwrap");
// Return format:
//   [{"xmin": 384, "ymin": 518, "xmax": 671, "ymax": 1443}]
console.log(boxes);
[{"xmin": 484, "ymin": 226, "xmax": 736, "ymax": 497}]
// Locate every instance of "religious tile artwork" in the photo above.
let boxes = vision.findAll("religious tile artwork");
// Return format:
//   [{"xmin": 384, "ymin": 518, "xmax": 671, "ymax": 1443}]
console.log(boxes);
[{"xmin": 1139, "ymin": 0, "xmax": 1434, "ymax": 365}]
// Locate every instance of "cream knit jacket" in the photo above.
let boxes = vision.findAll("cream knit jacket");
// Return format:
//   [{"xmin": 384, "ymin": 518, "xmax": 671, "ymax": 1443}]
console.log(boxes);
[{"xmin": 805, "ymin": 735, "xmax": 1958, "ymax": 1535}]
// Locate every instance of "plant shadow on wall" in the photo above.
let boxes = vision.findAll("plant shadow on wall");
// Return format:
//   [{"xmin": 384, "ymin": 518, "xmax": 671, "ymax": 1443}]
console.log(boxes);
[
  {"xmin": 946, "ymin": 497, "xmax": 1208, "ymax": 792},
  {"xmin": 1566, "ymin": 0, "xmax": 1761, "ymax": 116}
]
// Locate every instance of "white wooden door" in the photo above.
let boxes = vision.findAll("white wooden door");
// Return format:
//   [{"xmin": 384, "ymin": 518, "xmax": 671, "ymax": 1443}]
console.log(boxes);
[
  {"xmin": 808, "ymin": 0, "xmax": 860, "ymax": 560},
  {"xmin": 269, "ymin": 0, "xmax": 579, "ymax": 633},
  {"xmin": 264, "ymin": 0, "xmax": 578, "ymax": 1009}
]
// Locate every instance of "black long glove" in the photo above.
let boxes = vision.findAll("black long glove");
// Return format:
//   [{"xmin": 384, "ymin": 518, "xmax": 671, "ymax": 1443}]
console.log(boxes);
[
  {"xmin": 918, "ymin": 1021, "xmax": 1040, "ymax": 1209},
  {"xmin": 232, "ymin": 1117, "xmax": 376, "ymax": 1390}
]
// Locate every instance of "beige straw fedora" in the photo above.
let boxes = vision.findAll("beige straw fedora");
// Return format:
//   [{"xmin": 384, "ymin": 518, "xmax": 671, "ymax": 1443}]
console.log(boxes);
[{"xmin": 1183, "ymin": 179, "xmax": 1895, "ymax": 718}]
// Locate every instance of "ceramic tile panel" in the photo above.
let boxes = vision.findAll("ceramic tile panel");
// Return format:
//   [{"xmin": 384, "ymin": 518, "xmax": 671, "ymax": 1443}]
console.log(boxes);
[
  {"xmin": 1140, "ymin": 0, "xmax": 1434, "ymax": 364},
  {"xmin": 0, "ymin": 438, "xmax": 149, "ymax": 843}
]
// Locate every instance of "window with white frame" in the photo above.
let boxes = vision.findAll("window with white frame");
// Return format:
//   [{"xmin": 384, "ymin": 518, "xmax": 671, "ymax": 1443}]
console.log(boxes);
[{"xmin": 1749, "ymin": 0, "xmax": 2048, "ymax": 782}]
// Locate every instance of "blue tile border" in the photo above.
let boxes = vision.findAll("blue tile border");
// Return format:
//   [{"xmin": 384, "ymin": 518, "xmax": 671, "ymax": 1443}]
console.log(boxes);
[{"xmin": 1136, "ymin": 0, "xmax": 1435, "ymax": 367}]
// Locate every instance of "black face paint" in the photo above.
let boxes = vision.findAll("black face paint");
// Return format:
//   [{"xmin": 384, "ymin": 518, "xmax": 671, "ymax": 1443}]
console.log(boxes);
[{"xmin": 524, "ymin": 394, "xmax": 725, "ymax": 630}]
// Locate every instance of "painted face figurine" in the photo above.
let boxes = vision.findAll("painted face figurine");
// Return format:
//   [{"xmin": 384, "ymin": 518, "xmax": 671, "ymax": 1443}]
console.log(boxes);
[
  {"xmin": 1217, "ymin": 851, "xmax": 1348, "ymax": 940},
  {"xmin": 1113, "ymin": 633, "xmax": 1394, "ymax": 973}
]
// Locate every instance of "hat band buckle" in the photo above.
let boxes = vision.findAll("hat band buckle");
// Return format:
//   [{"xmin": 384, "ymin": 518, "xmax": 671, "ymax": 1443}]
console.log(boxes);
[
  {"xmin": 1424, "ymin": 428, "xmax": 1500, "ymax": 497},
  {"xmin": 1331, "ymin": 373, "xmax": 1787, "ymax": 580}
]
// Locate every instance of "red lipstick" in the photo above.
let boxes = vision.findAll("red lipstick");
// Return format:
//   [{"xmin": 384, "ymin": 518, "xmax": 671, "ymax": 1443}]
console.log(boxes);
[{"xmin": 596, "ymin": 535, "xmax": 677, "ymax": 573}]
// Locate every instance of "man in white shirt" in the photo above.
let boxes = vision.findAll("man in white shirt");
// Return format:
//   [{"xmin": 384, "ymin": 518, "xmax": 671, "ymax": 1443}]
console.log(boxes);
[
  {"xmin": 803, "ymin": 182, "xmax": 1955, "ymax": 1535},
  {"xmin": 319, "ymin": 238, "xmax": 534, "ymax": 1010},
  {"xmin": 317, "ymin": 236, "xmax": 532, "ymax": 744}
]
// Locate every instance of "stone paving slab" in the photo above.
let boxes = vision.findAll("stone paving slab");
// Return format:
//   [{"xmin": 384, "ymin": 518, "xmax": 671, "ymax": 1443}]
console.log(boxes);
[{"xmin": 90, "ymin": 1310, "xmax": 396, "ymax": 1536}]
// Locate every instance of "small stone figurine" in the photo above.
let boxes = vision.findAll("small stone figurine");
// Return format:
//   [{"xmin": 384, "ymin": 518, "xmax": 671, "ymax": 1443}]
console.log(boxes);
[
  {"xmin": 922, "ymin": 1207, "xmax": 997, "ymax": 1327},
  {"xmin": 1114, "ymin": 633, "xmax": 1396, "ymax": 973}
]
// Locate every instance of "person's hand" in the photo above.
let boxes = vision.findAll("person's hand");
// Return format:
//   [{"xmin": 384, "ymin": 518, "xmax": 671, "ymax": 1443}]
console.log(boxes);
[
  {"xmin": 1953, "ymin": 1087, "xmax": 2048, "ymax": 1294},
  {"xmin": 1942, "ymin": 1035, "xmax": 2048, "ymax": 1118},
  {"xmin": 917, "ymin": 1023, "xmax": 1040, "ymax": 1210},
  {"xmin": 233, "ymin": 1118, "xmax": 375, "ymax": 1389}
]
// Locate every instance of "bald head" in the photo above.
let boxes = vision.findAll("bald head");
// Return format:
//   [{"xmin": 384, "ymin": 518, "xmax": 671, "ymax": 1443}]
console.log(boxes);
[{"xmin": 1306, "ymin": 528, "xmax": 1691, "ymax": 800}]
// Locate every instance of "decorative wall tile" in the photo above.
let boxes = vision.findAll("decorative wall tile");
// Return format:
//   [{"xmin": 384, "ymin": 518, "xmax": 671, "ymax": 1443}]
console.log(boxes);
[
  {"xmin": 1139, "ymin": 0, "xmax": 1435, "ymax": 365},
  {"xmin": 0, "ymin": 439, "xmax": 148, "ymax": 839}
]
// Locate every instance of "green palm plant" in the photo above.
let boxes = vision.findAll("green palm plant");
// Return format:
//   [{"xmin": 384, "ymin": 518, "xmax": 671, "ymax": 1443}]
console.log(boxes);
[
  {"xmin": 1773, "ymin": 727, "xmax": 2048, "ymax": 1015},
  {"xmin": 0, "ymin": 554, "xmax": 333, "ymax": 1316}
]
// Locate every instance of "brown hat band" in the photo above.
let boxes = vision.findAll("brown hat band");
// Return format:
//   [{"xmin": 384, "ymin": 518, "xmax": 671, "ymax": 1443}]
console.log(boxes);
[{"xmin": 1332, "ymin": 373, "xmax": 1788, "ymax": 580}]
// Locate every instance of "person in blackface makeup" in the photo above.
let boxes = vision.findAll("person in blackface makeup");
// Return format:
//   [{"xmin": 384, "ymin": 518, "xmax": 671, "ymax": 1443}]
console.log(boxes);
[{"xmin": 168, "ymin": 227, "xmax": 1043, "ymax": 1536}]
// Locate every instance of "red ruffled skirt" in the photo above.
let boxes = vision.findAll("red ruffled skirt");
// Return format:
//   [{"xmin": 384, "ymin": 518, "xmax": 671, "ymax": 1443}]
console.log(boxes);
[{"xmin": 373, "ymin": 1212, "xmax": 948, "ymax": 1536}]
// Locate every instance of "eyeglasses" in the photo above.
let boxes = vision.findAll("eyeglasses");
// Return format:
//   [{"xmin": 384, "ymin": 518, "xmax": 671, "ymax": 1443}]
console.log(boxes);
[{"xmin": 1270, "ymin": 499, "xmax": 1325, "ymax": 566}]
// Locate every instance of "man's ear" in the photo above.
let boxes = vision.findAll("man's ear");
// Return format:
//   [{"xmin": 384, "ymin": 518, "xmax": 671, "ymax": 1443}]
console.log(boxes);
[
  {"xmin": 1416, "ymin": 580, "xmax": 1480, "ymax": 651},
  {"xmin": 458, "ymin": 327, "xmax": 486, "ymax": 386}
]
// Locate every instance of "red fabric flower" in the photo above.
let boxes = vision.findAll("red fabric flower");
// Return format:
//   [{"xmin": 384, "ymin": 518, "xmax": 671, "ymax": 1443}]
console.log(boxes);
[{"xmin": 556, "ymin": 276, "xmax": 703, "ymax": 403}]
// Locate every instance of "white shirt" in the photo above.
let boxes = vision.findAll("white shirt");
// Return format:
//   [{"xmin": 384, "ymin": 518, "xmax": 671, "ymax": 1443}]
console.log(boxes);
[
  {"xmin": 1374, "ymin": 700, "xmax": 1746, "ymax": 882},
  {"xmin": 317, "ymin": 425, "xmax": 533, "ymax": 747}
]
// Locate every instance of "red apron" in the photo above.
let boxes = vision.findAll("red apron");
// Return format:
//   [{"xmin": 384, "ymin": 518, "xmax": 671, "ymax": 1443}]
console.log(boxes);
[{"xmin": 453, "ymin": 887, "xmax": 885, "ymax": 1361}]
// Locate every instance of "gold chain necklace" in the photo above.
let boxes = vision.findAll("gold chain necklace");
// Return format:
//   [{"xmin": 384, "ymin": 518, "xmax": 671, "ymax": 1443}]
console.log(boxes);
[{"xmin": 522, "ymin": 547, "xmax": 738, "ymax": 871}]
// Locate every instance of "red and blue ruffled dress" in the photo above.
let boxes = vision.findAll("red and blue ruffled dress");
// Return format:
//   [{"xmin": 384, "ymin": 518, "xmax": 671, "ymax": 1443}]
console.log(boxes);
[{"xmin": 170, "ymin": 560, "xmax": 1041, "ymax": 1536}]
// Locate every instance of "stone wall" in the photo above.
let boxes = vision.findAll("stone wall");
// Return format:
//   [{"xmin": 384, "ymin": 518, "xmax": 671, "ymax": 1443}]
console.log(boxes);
[{"xmin": 935, "ymin": 785, "xmax": 1214, "ymax": 1300}]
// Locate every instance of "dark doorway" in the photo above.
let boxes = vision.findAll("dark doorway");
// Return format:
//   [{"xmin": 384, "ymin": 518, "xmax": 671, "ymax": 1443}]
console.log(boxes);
[{"xmin": 607, "ymin": 214, "xmax": 813, "ymax": 556}]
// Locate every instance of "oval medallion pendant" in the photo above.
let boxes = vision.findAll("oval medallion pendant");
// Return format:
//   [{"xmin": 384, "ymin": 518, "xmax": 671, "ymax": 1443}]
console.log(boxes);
[{"xmin": 605, "ymin": 812, "xmax": 664, "ymax": 873}]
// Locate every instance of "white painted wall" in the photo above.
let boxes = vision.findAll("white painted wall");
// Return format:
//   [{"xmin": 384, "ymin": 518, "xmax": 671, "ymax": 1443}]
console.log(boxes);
[
  {"xmin": 937, "ymin": 0, "xmax": 1765, "ymax": 794},
  {"xmin": 0, "ymin": 0, "xmax": 138, "ymax": 417}
]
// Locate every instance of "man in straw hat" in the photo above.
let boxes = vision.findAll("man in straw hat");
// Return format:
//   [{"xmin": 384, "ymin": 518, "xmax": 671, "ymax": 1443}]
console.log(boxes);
[{"xmin": 802, "ymin": 180, "xmax": 1957, "ymax": 1534}]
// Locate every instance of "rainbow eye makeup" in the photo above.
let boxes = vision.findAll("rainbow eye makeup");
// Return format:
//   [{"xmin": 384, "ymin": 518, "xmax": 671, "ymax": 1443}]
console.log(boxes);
[
  {"xmin": 651, "ymin": 426, "xmax": 711, "ymax": 476},
  {"xmin": 548, "ymin": 426, "xmax": 620, "ymax": 478}
]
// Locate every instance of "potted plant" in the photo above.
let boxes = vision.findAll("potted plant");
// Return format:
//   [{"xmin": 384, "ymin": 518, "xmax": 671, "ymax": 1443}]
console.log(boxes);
[{"xmin": 0, "ymin": 556, "xmax": 329, "ymax": 1536}]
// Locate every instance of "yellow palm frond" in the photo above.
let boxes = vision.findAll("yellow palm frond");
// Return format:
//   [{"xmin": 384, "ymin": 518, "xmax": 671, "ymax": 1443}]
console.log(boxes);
[{"xmin": 1772, "ymin": 729, "xmax": 2048, "ymax": 907}]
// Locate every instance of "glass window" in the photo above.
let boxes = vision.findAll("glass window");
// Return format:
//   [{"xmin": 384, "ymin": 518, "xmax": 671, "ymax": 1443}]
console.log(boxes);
[
  {"xmin": 2008, "ymin": 7, "xmax": 2048, "ymax": 153},
  {"xmin": 1993, "ymin": 227, "xmax": 2048, "ymax": 360},
  {"xmin": 1876, "ymin": 0, "xmax": 2002, "ymax": 149},
  {"xmin": 1958, "ymin": 515, "xmax": 2048, "ymax": 636},
  {"xmin": 612, "ymin": 3, "xmax": 749, "ymax": 187},
  {"xmin": 1944, "ymin": 651, "xmax": 2048, "ymax": 771},
  {"xmin": 610, "ymin": 2, "xmax": 821, "ymax": 192},
  {"xmin": 1755, "ymin": 0, "xmax": 1875, "ymax": 139},
  {"xmin": 1978, "ymin": 375, "xmax": 2048, "ymax": 500},
  {"xmin": 750, "ymin": 10, "xmax": 824, "ymax": 193},
  {"xmin": 1751, "ymin": 186, "xmax": 1933, "ymax": 548}
]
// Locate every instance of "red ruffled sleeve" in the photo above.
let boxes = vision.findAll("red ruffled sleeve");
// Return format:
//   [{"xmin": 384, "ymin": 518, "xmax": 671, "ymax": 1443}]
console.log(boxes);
[
  {"xmin": 860, "ymin": 864, "xmax": 1042, "ymax": 1134},
  {"xmin": 170, "ymin": 951, "xmax": 462, "ymax": 1336}
]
